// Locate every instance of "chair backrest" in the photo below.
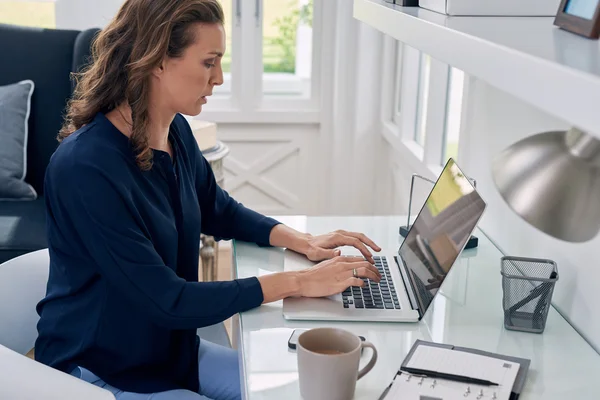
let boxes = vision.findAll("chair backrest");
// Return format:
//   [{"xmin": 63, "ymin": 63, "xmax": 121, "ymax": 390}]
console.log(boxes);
[
  {"xmin": 0, "ymin": 24, "xmax": 99, "ymax": 194},
  {"xmin": 0, "ymin": 250, "xmax": 116, "ymax": 399},
  {"xmin": 0, "ymin": 249, "xmax": 49, "ymax": 354}
]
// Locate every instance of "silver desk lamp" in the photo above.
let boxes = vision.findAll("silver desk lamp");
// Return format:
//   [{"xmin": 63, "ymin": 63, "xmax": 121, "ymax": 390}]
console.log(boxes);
[
  {"xmin": 399, "ymin": 173, "xmax": 480, "ymax": 249},
  {"xmin": 492, "ymin": 127, "xmax": 600, "ymax": 243}
]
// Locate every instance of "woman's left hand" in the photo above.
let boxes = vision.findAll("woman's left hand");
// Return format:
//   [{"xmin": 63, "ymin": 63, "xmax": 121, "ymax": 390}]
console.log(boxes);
[{"xmin": 303, "ymin": 230, "xmax": 382, "ymax": 263}]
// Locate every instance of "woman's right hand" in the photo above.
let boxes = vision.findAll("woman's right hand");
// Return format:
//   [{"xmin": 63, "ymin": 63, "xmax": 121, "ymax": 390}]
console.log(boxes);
[{"xmin": 297, "ymin": 256, "xmax": 381, "ymax": 298}]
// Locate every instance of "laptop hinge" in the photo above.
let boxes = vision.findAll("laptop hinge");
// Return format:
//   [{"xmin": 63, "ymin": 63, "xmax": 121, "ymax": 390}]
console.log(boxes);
[{"xmin": 394, "ymin": 255, "xmax": 422, "ymax": 318}]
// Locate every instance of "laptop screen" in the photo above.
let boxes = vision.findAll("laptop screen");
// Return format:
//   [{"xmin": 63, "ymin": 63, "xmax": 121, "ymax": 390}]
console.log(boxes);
[{"xmin": 397, "ymin": 159, "xmax": 486, "ymax": 316}]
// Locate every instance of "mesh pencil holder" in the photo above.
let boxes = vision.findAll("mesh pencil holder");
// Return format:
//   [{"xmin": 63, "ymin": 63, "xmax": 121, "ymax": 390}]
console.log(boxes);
[{"xmin": 501, "ymin": 256, "xmax": 559, "ymax": 334}]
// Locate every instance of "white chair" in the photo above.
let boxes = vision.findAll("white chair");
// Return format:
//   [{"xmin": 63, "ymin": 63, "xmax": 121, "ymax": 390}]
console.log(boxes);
[
  {"xmin": 0, "ymin": 343, "xmax": 116, "ymax": 400},
  {"xmin": 0, "ymin": 249, "xmax": 115, "ymax": 399},
  {"xmin": 0, "ymin": 249, "xmax": 50, "ymax": 354},
  {"xmin": 0, "ymin": 248, "xmax": 231, "ymax": 399},
  {"xmin": 0, "ymin": 249, "xmax": 231, "ymax": 351}
]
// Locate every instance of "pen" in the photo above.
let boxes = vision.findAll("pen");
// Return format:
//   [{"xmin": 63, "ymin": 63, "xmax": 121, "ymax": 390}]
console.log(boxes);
[
  {"xmin": 378, "ymin": 381, "xmax": 393, "ymax": 400},
  {"xmin": 378, "ymin": 372, "xmax": 402, "ymax": 400},
  {"xmin": 401, "ymin": 367, "xmax": 499, "ymax": 387}
]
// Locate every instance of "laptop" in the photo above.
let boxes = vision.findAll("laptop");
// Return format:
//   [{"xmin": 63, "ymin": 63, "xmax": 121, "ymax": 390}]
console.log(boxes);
[{"xmin": 282, "ymin": 158, "xmax": 486, "ymax": 322}]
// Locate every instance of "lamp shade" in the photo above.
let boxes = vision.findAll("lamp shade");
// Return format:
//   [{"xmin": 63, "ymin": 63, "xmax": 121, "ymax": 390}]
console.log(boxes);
[{"xmin": 492, "ymin": 127, "xmax": 600, "ymax": 243}]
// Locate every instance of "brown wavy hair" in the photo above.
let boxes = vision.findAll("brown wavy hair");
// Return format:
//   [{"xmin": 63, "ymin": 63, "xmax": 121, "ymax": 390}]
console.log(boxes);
[{"xmin": 59, "ymin": 0, "xmax": 224, "ymax": 170}]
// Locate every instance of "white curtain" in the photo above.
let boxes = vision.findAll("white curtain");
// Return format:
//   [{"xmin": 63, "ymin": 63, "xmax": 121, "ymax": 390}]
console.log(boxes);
[{"xmin": 319, "ymin": 0, "xmax": 385, "ymax": 214}]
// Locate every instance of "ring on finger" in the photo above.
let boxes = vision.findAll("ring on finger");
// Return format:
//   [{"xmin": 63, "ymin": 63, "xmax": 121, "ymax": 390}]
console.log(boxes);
[{"xmin": 353, "ymin": 268, "xmax": 358, "ymax": 278}]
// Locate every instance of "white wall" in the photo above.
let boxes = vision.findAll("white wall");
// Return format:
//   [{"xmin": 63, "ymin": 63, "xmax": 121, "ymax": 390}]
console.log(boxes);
[
  {"xmin": 447, "ymin": 76, "xmax": 600, "ymax": 352},
  {"xmin": 319, "ymin": 2, "xmax": 386, "ymax": 216},
  {"xmin": 216, "ymin": 123, "xmax": 322, "ymax": 215},
  {"xmin": 55, "ymin": 0, "xmax": 123, "ymax": 30},
  {"xmin": 213, "ymin": 4, "xmax": 386, "ymax": 217},
  {"xmin": 216, "ymin": 21, "xmax": 387, "ymax": 217},
  {"xmin": 216, "ymin": 120, "xmax": 387, "ymax": 217}
]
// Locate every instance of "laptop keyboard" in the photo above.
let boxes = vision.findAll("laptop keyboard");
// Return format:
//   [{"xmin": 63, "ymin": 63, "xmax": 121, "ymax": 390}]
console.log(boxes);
[{"xmin": 341, "ymin": 256, "xmax": 401, "ymax": 310}]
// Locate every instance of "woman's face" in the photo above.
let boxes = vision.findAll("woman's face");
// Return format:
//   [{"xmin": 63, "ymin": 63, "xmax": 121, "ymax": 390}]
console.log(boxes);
[{"xmin": 154, "ymin": 23, "xmax": 225, "ymax": 117}]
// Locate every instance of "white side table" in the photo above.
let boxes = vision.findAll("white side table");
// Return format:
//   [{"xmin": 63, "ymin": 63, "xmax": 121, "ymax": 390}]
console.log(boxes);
[
  {"xmin": 200, "ymin": 141, "xmax": 230, "ymax": 281},
  {"xmin": 202, "ymin": 141, "xmax": 230, "ymax": 188},
  {"xmin": 190, "ymin": 120, "xmax": 230, "ymax": 282}
]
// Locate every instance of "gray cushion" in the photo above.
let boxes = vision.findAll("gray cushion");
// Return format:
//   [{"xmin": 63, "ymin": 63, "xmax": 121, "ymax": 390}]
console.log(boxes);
[{"xmin": 0, "ymin": 80, "xmax": 37, "ymax": 200}]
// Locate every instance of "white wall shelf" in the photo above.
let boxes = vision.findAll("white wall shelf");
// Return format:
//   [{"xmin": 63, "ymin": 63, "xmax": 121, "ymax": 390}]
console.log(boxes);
[{"xmin": 353, "ymin": 0, "xmax": 600, "ymax": 137}]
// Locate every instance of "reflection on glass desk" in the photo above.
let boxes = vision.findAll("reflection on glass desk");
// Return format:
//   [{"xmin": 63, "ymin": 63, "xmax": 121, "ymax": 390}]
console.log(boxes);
[{"xmin": 233, "ymin": 216, "xmax": 600, "ymax": 400}]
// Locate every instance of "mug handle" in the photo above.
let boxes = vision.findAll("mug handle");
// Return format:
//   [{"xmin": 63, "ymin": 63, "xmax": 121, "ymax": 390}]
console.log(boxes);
[{"xmin": 357, "ymin": 341, "xmax": 378, "ymax": 380}]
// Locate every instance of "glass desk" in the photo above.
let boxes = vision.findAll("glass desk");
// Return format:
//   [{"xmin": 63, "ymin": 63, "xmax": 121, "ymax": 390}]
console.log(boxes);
[{"xmin": 232, "ymin": 216, "xmax": 600, "ymax": 399}]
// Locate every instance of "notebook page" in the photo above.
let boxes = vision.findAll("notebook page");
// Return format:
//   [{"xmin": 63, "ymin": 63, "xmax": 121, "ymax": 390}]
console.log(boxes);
[
  {"xmin": 384, "ymin": 376, "xmax": 421, "ymax": 399},
  {"xmin": 384, "ymin": 373, "xmax": 513, "ymax": 400},
  {"xmin": 406, "ymin": 346, "xmax": 519, "ymax": 389}
]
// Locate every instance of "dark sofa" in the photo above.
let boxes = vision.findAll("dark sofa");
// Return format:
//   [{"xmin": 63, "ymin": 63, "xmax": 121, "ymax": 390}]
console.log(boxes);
[{"xmin": 0, "ymin": 24, "xmax": 99, "ymax": 263}]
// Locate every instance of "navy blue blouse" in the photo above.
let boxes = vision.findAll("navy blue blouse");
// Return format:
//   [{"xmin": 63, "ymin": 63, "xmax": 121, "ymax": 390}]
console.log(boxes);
[{"xmin": 35, "ymin": 112, "xmax": 280, "ymax": 393}]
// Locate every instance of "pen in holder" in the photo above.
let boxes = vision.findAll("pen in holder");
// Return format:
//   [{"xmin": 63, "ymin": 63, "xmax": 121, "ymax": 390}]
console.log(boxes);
[
  {"xmin": 399, "ymin": 173, "xmax": 479, "ymax": 250},
  {"xmin": 501, "ymin": 256, "xmax": 559, "ymax": 334}
]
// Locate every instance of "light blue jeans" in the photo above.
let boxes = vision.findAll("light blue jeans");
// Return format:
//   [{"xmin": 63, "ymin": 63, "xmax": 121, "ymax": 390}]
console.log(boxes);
[{"xmin": 71, "ymin": 340, "xmax": 241, "ymax": 400}]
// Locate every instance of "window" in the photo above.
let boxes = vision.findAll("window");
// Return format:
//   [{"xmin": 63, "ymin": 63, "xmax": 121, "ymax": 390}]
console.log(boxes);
[
  {"xmin": 380, "ymin": 33, "xmax": 462, "ymax": 175},
  {"xmin": 220, "ymin": 0, "xmax": 233, "ymax": 75},
  {"xmin": 2, "ymin": 0, "xmax": 322, "ymax": 123},
  {"xmin": 443, "ymin": 68, "xmax": 465, "ymax": 163},
  {"xmin": 204, "ymin": 0, "xmax": 321, "ymax": 120},
  {"xmin": 380, "ymin": 43, "xmax": 428, "ymax": 162},
  {"xmin": 262, "ymin": 0, "xmax": 313, "ymax": 98},
  {"xmin": 212, "ymin": 0, "xmax": 234, "ymax": 98},
  {"xmin": 0, "ymin": 1, "xmax": 56, "ymax": 28},
  {"xmin": 414, "ymin": 53, "xmax": 431, "ymax": 147}
]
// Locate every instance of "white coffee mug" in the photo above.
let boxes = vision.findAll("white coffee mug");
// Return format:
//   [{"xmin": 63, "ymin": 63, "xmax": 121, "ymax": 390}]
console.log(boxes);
[{"xmin": 297, "ymin": 327, "xmax": 377, "ymax": 400}]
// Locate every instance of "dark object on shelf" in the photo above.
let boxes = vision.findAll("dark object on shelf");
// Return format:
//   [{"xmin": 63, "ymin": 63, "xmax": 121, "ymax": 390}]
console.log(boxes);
[
  {"xmin": 384, "ymin": 0, "xmax": 419, "ymax": 5},
  {"xmin": 399, "ymin": 173, "xmax": 479, "ymax": 249},
  {"xmin": 554, "ymin": 0, "xmax": 600, "ymax": 39},
  {"xmin": 501, "ymin": 256, "xmax": 559, "ymax": 333}
]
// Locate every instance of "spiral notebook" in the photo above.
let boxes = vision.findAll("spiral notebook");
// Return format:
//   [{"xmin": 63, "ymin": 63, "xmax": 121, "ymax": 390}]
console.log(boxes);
[{"xmin": 379, "ymin": 340, "xmax": 530, "ymax": 400}]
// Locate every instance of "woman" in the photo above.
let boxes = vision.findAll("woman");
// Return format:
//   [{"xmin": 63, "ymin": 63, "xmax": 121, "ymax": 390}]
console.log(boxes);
[{"xmin": 34, "ymin": 1, "xmax": 381, "ymax": 399}]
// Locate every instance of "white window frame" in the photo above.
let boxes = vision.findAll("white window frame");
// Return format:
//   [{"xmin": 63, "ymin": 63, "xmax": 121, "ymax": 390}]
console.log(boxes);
[
  {"xmin": 381, "ymin": 42, "xmax": 426, "ymax": 172},
  {"xmin": 442, "ymin": 67, "xmax": 466, "ymax": 164},
  {"xmin": 392, "ymin": 43, "xmax": 404, "ymax": 126},
  {"xmin": 201, "ymin": 0, "xmax": 323, "ymax": 124},
  {"xmin": 379, "ymin": 36, "xmax": 397, "ymax": 126},
  {"xmin": 380, "ymin": 38, "xmax": 404, "ymax": 127},
  {"xmin": 380, "ymin": 40, "xmax": 458, "ymax": 179},
  {"xmin": 422, "ymin": 57, "xmax": 450, "ymax": 168}
]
